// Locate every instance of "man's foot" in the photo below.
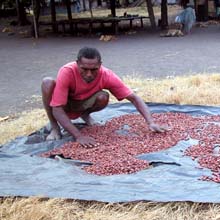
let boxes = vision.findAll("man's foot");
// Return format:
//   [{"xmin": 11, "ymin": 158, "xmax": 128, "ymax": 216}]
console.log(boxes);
[
  {"xmin": 81, "ymin": 113, "xmax": 96, "ymax": 126},
  {"xmin": 46, "ymin": 128, "xmax": 61, "ymax": 141}
]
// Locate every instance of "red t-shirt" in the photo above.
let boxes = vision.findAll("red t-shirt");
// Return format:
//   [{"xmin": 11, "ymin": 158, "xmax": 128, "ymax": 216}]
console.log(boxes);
[{"xmin": 50, "ymin": 62, "xmax": 132, "ymax": 119}]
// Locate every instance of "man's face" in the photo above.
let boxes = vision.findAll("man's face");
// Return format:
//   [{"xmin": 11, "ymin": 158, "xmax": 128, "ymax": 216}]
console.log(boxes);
[{"xmin": 77, "ymin": 57, "xmax": 101, "ymax": 83}]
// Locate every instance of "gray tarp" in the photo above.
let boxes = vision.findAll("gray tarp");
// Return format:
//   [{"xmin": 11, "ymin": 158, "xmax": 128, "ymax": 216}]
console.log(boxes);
[{"xmin": 1, "ymin": 103, "xmax": 220, "ymax": 203}]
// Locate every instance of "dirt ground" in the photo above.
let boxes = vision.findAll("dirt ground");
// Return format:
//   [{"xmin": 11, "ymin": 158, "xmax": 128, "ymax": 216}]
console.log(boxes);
[{"xmin": 0, "ymin": 21, "xmax": 220, "ymax": 117}]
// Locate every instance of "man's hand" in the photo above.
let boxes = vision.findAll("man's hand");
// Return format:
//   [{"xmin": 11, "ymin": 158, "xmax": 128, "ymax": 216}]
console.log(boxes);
[
  {"xmin": 52, "ymin": 107, "xmax": 99, "ymax": 148},
  {"xmin": 76, "ymin": 135, "xmax": 99, "ymax": 148},
  {"xmin": 46, "ymin": 127, "xmax": 62, "ymax": 141},
  {"xmin": 149, "ymin": 122, "xmax": 170, "ymax": 133},
  {"xmin": 126, "ymin": 93, "xmax": 170, "ymax": 133}
]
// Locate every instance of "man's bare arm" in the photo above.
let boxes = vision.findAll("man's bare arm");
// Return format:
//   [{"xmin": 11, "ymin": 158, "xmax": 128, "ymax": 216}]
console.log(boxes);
[
  {"xmin": 126, "ymin": 93, "xmax": 168, "ymax": 132},
  {"xmin": 52, "ymin": 106, "xmax": 96, "ymax": 147}
]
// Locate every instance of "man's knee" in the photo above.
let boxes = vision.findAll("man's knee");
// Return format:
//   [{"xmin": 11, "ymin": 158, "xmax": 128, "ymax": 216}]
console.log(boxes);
[
  {"xmin": 95, "ymin": 91, "xmax": 109, "ymax": 107},
  {"xmin": 41, "ymin": 77, "xmax": 56, "ymax": 93}
]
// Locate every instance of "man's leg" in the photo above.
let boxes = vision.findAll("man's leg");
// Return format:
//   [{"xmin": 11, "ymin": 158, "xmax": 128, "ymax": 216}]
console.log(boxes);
[
  {"xmin": 80, "ymin": 91, "xmax": 109, "ymax": 125},
  {"xmin": 41, "ymin": 77, "xmax": 61, "ymax": 140}
]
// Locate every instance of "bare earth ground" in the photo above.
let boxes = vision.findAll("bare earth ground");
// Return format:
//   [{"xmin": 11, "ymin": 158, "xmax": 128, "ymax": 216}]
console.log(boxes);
[{"xmin": 0, "ymin": 21, "xmax": 220, "ymax": 117}]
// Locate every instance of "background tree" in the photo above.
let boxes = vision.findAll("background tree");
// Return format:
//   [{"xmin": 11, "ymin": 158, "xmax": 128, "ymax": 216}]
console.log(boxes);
[
  {"xmin": 15, "ymin": 0, "xmax": 30, "ymax": 25},
  {"xmin": 161, "ymin": 0, "xmax": 168, "ymax": 29}
]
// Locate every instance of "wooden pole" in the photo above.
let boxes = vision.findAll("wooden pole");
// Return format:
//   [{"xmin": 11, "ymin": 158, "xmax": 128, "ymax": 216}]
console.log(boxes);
[{"xmin": 32, "ymin": 0, "xmax": 38, "ymax": 38}]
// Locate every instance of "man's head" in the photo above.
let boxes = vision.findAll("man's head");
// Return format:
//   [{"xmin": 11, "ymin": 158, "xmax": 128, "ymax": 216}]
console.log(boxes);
[{"xmin": 77, "ymin": 47, "xmax": 102, "ymax": 83}]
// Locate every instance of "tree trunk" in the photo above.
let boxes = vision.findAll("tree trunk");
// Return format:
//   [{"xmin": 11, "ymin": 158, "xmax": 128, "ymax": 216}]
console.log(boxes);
[
  {"xmin": 145, "ymin": 0, "xmax": 156, "ymax": 28},
  {"xmin": 97, "ymin": 0, "xmax": 102, "ymax": 6},
  {"xmin": 161, "ymin": 0, "xmax": 168, "ymax": 29},
  {"xmin": 110, "ymin": 0, "xmax": 116, "ymax": 17},
  {"xmin": 82, "ymin": 0, "xmax": 86, "ymax": 11},
  {"xmin": 65, "ymin": 0, "xmax": 73, "ymax": 32},
  {"xmin": 65, "ymin": 0, "xmax": 72, "ymax": 20},
  {"xmin": 124, "ymin": 0, "xmax": 129, "ymax": 7},
  {"xmin": 15, "ymin": 0, "xmax": 29, "ymax": 25},
  {"xmin": 89, "ymin": 0, "xmax": 93, "ymax": 17},
  {"xmin": 50, "ymin": 0, "xmax": 57, "ymax": 32}
]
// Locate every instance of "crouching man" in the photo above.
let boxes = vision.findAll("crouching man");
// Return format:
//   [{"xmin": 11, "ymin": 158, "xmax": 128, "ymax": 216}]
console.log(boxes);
[{"xmin": 41, "ymin": 47, "xmax": 167, "ymax": 148}]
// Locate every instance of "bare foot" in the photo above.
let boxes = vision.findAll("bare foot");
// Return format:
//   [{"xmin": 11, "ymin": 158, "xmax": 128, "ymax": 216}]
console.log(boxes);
[
  {"xmin": 81, "ymin": 113, "xmax": 96, "ymax": 126},
  {"xmin": 46, "ymin": 128, "xmax": 61, "ymax": 141}
]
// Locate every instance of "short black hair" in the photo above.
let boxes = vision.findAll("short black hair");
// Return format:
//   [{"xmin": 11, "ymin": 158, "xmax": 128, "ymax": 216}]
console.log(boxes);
[{"xmin": 77, "ymin": 47, "xmax": 101, "ymax": 63}]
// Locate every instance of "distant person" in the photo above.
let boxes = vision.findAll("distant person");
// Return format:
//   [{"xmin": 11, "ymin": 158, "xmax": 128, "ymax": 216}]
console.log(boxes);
[
  {"xmin": 175, "ymin": 3, "xmax": 196, "ymax": 34},
  {"xmin": 73, "ymin": 0, "xmax": 81, "ymax": 13},
  {"xmin": 214, "ymin": 0, "xmax": 220, "ymax": 18},
  {"xmin": 41, "ymin": 47, "xmax": 168, "ymax": 147}
]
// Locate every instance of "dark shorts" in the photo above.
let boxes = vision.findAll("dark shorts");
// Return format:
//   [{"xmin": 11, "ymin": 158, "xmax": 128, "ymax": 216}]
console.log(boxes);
[{"xmin": 65, "ymin": 91, "xmax": 108, "ymax": 113}]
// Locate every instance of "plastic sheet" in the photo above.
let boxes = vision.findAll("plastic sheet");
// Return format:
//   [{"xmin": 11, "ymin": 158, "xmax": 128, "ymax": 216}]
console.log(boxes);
[{"xmin": 1, "ymin": 103, "xmax": 220, "ymax": 203}]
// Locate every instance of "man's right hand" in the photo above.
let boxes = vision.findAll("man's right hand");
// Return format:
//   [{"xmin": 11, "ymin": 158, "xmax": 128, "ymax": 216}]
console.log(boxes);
[
  {"xmin": 76, "ymin": 135, "xmax": 98, "ymax": 148},
  {"xmin": 46, "ymin": 127, "xmax": 62, "ymax": 141},
  {"xmin": 52, "ymin": 107, "xmax": 98, "ymax": 148}
]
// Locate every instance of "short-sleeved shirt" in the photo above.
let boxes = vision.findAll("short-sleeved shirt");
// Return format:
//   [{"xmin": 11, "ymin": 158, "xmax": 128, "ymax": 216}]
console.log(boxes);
[{"xmin": 50, "ymin": 62, "xmax": 132, "ymax": 119}]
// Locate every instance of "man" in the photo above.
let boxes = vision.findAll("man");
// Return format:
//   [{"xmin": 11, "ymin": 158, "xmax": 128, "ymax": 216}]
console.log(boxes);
[
  {"xmin": 41, "ymin": 47, "xmax": 167, "ymax": 148},
  {"xmin": 175, "ymin": 3, "xmax": 196, "ymax": 34}
]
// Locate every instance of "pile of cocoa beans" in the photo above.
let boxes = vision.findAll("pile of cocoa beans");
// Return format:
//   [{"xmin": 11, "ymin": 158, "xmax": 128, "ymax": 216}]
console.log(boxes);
[{"xmin": 41, "ymin": 113, "xmax": 220, "ymax": 181}]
